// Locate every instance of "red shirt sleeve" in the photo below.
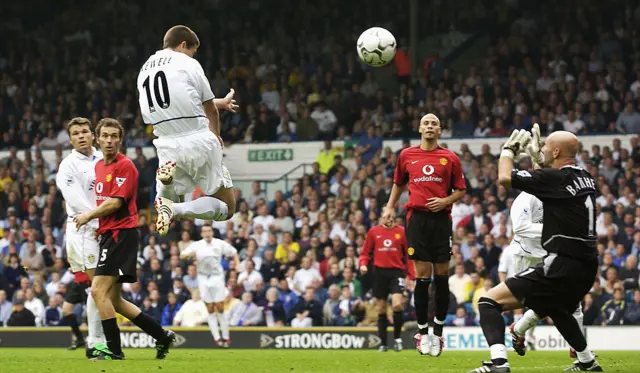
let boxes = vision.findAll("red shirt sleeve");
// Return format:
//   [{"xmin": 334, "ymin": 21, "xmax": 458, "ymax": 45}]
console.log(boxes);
[
  {"xmin": 110, "ymin": 159, "xmax": 139, "ymax": 201},
  {"xmin": 393, "ymin": 150, "xmax": 409, "ymax": 186},
  {"xmin": 450, "ymin": 153, "xmax": 467, "ymax": 191},
  {"xmin": 401, "ymin": 227, "xmax": 415, "ymax": 280},
  {"xmin": 359, "ymin": 228, "xmax": 375, "ymax": 268}
]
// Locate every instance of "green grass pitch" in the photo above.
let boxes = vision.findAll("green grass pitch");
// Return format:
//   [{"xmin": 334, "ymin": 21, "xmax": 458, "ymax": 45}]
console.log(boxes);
[{"xmin": 0, "ymin": 349, "xmax": 638, "ymax": 373}]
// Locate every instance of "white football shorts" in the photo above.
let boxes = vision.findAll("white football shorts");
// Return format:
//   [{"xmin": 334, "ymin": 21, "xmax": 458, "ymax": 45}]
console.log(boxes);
[
  {"xmin": 153, "ymin": 130, "xmax": 233, "ymax": 197},
  {"xmin": 198, "ymin": 274, "xmax": 226, "ymax": 303},
  {"xmin": 65, "ymin": 220, "xmax": 100, "ymax": 272},
  {"xmin": 512, "ymin": 254, "xmax": 543, "ymax": 276}
]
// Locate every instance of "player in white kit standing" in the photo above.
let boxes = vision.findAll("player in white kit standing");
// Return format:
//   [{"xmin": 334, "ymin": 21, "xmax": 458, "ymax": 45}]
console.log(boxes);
[
  {"xmin": 136, "ymin": 25, "xmax": 238, "ymax": 236},
  {"xmin": 55, "ymin": 117, "xmax": 105, "ymax": 357},
  {"xmin": 180, "ymin": 224, "xmax": 239, "ymax": 347},
  {"xmin": 506, "ymin": 125, "xmax": 588, "ymax": 361}
]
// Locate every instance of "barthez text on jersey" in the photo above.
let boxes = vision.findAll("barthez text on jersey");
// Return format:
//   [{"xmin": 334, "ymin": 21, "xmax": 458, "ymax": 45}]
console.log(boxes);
[
  {"xmin": 565, "ymin": 175, "xmax": 596, "ymax": 196},
  {"xmin": 140, "ymin": 57, "xmax": 173, "ymax": 72}
]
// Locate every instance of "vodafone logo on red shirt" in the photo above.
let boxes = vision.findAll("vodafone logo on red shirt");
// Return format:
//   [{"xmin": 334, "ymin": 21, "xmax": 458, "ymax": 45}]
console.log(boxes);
[{"xmin": 413, "ymin": 164, "xmax": 443, "ymax": 183}]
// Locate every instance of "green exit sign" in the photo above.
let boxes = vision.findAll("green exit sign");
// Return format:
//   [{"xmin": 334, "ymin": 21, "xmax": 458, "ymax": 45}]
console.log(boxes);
[{"xmin": 247, "ymin": 149, "xmax": 294, "ymax": 162}]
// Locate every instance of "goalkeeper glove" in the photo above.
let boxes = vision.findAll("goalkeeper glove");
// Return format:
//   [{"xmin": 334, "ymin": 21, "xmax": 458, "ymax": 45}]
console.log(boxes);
[
  {"xmin": 500, "ymin": 129, "xmax": 531, "ymax": 160},
  {"xmin": 526, "ymin": 123, "xmax": 545, "ymax": 166}
]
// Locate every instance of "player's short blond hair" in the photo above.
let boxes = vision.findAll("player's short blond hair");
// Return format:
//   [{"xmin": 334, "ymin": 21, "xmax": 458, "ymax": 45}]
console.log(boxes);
[
  {"xmin": 95, "ymin": 118, "xmax": 124, "ymax": 140},
  {"xmin": 163, "ymin": 25, "xmax": 200, "ymax": 49},
  {"xmin": 66, "ymin": 117, "xmax": 92, "ymax": 136}
]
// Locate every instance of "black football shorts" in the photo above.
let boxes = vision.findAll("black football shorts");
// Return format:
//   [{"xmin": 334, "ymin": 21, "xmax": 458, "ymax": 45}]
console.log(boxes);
[
  {"xmin": 406, "ymin": 210, "xmax": 452, "ymax": 263},
  {"xmin": 506, "ymin": 254, "xmax": 597, "ymax": 316},
  {"xmin": 372, "ymin": 267, "xmax": 405, "ymax": 300},
  {"xmin": 96, "ymin": 228, "xmax": 139, "ymax": 284}
]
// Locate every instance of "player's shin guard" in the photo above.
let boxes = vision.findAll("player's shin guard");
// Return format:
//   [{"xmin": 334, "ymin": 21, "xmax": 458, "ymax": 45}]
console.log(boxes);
[
  {"xmin": 208, "ymin": 313, "xmax": 221, "ymax": 341},
  {"xmin": 87, "ymin": 294, "xmax": 105, "ymax": 347},
  {"xmin": 217, "ymin": 312, "xmax": 230, "ymax": 340},
  {"xmin": 172, "ymin": 196, "xmax": 229, "ymax": 221},
  {"xmin": 514, "ymin": 309, "xmax": 541, "ymax": 337},
  {"xmin": 414, "ymin": 278, "xmax": 431, "ymax": 334},
  {"xmin": 131, "ymin": 312, "xmax": 168, "ymax": 342},
  {"xmin": 433, "ymin": 275, "xmax": 448, "ymax": 337},
  {"xmin": 479, "ymin": 297, "xmax": 507, "ymax": 365},
  {"xmin": 101, "ymin": 318, "xmax": 123, "ymax": 355},
  {"xmin": 378, "ymin": 314, "xmax": 389, "ymax": 346},
  {"xmin": 393, "ymin": 311, "xmax": 403, "ymax": 340}
]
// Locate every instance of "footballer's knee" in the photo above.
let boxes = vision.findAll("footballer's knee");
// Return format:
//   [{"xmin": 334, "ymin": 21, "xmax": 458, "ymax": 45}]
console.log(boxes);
[
  {"xmin": 391, "ymin": 294, "xmax": 403, "ymax": 311},
  {"xmin": 215, "ymin": 302, "xmax": 225, "ymax": 313},
  {"xmin": 62, "ymin": 302, "xmax": 75, "ymax": 316},
  {"xmin": 206, "ymin": 303, "xmax": 216, "ymax": 314}
]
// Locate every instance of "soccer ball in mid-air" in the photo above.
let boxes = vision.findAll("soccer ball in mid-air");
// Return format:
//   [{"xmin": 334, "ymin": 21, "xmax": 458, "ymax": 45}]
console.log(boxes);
[{"xmin": 356, "ymin": 27, "xmax": 397, "ymax": 67}]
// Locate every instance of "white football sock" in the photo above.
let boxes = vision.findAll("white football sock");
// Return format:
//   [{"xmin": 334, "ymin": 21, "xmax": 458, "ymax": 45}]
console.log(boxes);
[
  {"xmin": 577, "ymin": 348, "xmax": 594, "ymax": 363},
  {"xmin": 87, "ymin": 293, "xmax": 105, "ymax": 347},
  {"xmin": 573, "ymin": 304, "xmax": 584, "ymax": 335},
  {"xmin": 514, "ymin": 309, "xmax": 541, "ymax": 336},
  {"xmin": 156, "ymin": 181, "xmax": 179, "ymax": 202},
  {"xmin": 173, "ymin": 197, "xmax": 228, "ymax": 221},
  {"xmin": 217, "ymin": 312, "xmax": 230, "ymax": 340},
  {"xmin": 208, "ymin": 313, "xmax": 221, "ymax": 341},
  {"xmin": 490, "ymin": 344, "xmax": 507, "ymax": 360}
]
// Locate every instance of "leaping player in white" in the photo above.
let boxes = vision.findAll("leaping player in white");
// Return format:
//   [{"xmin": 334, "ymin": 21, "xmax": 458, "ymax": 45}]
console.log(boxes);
[
  {"xmin": 55, "ymin": 117, "xmax": 105, "ymax": 357},
  {"xmin": 180, "ymin": 224, "xmax": 239, "ymax": 347},
  {"xmin": 505, "ymin": 124, "xmax": 592, "ymax": 362},
  {"xmin": 137, "ymin": 25, "xmax": 239, "ymax": 236}
]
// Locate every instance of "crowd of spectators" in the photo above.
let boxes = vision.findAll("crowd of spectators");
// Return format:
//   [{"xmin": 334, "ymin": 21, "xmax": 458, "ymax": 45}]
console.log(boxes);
[{"xmin": 2, "ymin": 0, "xmax": 640, "ymax": 331}]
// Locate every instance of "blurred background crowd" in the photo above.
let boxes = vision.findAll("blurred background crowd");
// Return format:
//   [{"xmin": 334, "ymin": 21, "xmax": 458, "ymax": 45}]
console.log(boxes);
[{"xmin": 1, "ymin": 0, "xmax": 640, "ymax": 330}]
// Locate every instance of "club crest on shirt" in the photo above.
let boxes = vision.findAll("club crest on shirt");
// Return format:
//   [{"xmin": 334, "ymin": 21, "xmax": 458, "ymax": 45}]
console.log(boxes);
[
  {"xmin": 87, "ymin": 254, "xmax": 95, "ymax": 264},
  {"xmin": 408, "ymin": 247, "xmax": 415, "ymax": 255},
  {"xmin": 440, "ymin": 158, "xmax": 448, "ymax": 166},
  {"xmin": 395, "ymin": 233, "xmax": 401, "ymax": 239},
  {"xmin": 106, "ymin": 174, "xmax": 113, "ymax": 182}
]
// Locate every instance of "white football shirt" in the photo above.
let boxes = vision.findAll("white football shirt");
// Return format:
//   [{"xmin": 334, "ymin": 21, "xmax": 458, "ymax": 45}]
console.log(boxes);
[
  {"xmin": 182, "ymin": 238, "xmax": 237, "ymax": 277},
  {"xmin": 509, "ymin": 191, "xmax": 545, "ymax": 258},
  {"xmin": 55, "ymin": 148, "xmax": 103, "ymax": 229},
  {"xmin": 136, "ymin": 49, "xmax": 214, "ymax": 137}
]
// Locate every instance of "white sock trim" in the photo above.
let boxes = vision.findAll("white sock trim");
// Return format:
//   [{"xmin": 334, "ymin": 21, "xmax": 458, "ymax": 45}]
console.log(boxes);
[
  {"xmin": 490, "ymin": 344, "xmax": 507, "ymax": 360},
  {"xmin": 576, "ymin": 349, "xmax": 593, "ymax": 363}
]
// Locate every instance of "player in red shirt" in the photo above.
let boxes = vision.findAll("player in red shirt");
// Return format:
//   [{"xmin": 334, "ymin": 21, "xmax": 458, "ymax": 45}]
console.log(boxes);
[
  {"xmin": 359, "ymin": 223, "xmax": 415, "ymax": 352},
  {"xmin": 74, "ymin": 118, "xmax": 175, "ymax": 360},
  {"xmin": 382, "ymin": 113, "xmax": 466, "ymax": 357}
]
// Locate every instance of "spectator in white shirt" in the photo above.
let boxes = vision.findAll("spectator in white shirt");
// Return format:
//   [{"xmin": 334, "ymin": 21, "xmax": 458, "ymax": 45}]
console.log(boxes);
[
  {"xmin": 293, "ymin": 257, "xmax": 323, "ymax": 294},
  {"xmin": 240, "ymin": 245, "xmax": 262, "ymax": 272},
  {"xmin": 453, "ymin": 86, "xmax": 474, "ymax": 110},
  {"xmin": 173, "ymin": 289, "xmax": 208, "ymax": 327},
  {"xmin": 452, "ymin": 196, "xmax": 474, "ymax": 229},
  {"xmin": 45, "ymin": 272, "xmax": 62, "ymax": 298},
  {"xmin": 237, "ymin": 260, "xmax": 264, "ymax": 292},
  {"xmin": 310, "ymin": 102, "xmax": 338, "ymax": 137},
  {"xmin": 449, "ymin": 264, "xmax": 472, "ymax": 304},
  {"xmin": 229, "ymin": 292, "xmax": 263, "ymax": 326},
  {"xmin": 563, "ymin": 111, "xmax": 585, "ymax": 134},
  {"xmin": 252, "ymin": 224, "xmax": 269, "ymax": 249},
  {"xmin": 252, "ymin": 205, "xmax": 275, "ymax": 232},
  {"xmin": 329, "ymin": 218, "xmax": 349, "ymax": 242},
  {"xmin": 24, "ymin": 288, "xmax": 45, "ymax": 326},
  {"xmin": 142, "ymin": 235, "xmax": 163, "ymax": 261}
]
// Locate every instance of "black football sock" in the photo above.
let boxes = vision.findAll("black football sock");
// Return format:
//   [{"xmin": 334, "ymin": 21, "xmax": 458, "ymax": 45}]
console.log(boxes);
[
  {"xmin": 378, "ymin": 313, "xmax": 388, "ymax": 346},
  {"xmin": 433, "ymin": 275, "xmax": 449, "ymax": 337},
  {"xmin": 101, "ymin": 318, "xmax": 122, "ymax": 355},
  {"xmin": 393, "ymin": 311, "xmax": 403, "ymax": 339},
  {"xmin": 414, "ymin": 278, "xmax": 431, "ymax": 334},
  {"xmin": 547, "ymin": 310, "xmax": 588, "ymax": 354},
  {"xmin": 132, "ymin": 312, "xmax": 167, "ymax": 342},
  {"xmin": 479, "ymin": 297, "xmax": 507, "ymax": 365},
  {"xmin": 64, "ymin": 314, "xmax": 84, "ymax": 342}
]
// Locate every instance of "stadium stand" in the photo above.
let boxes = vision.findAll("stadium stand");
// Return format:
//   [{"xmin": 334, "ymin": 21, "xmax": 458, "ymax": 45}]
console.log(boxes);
[{"xmin": 1, "ymin": 0, "xmax": 640, "ymax": 330}]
